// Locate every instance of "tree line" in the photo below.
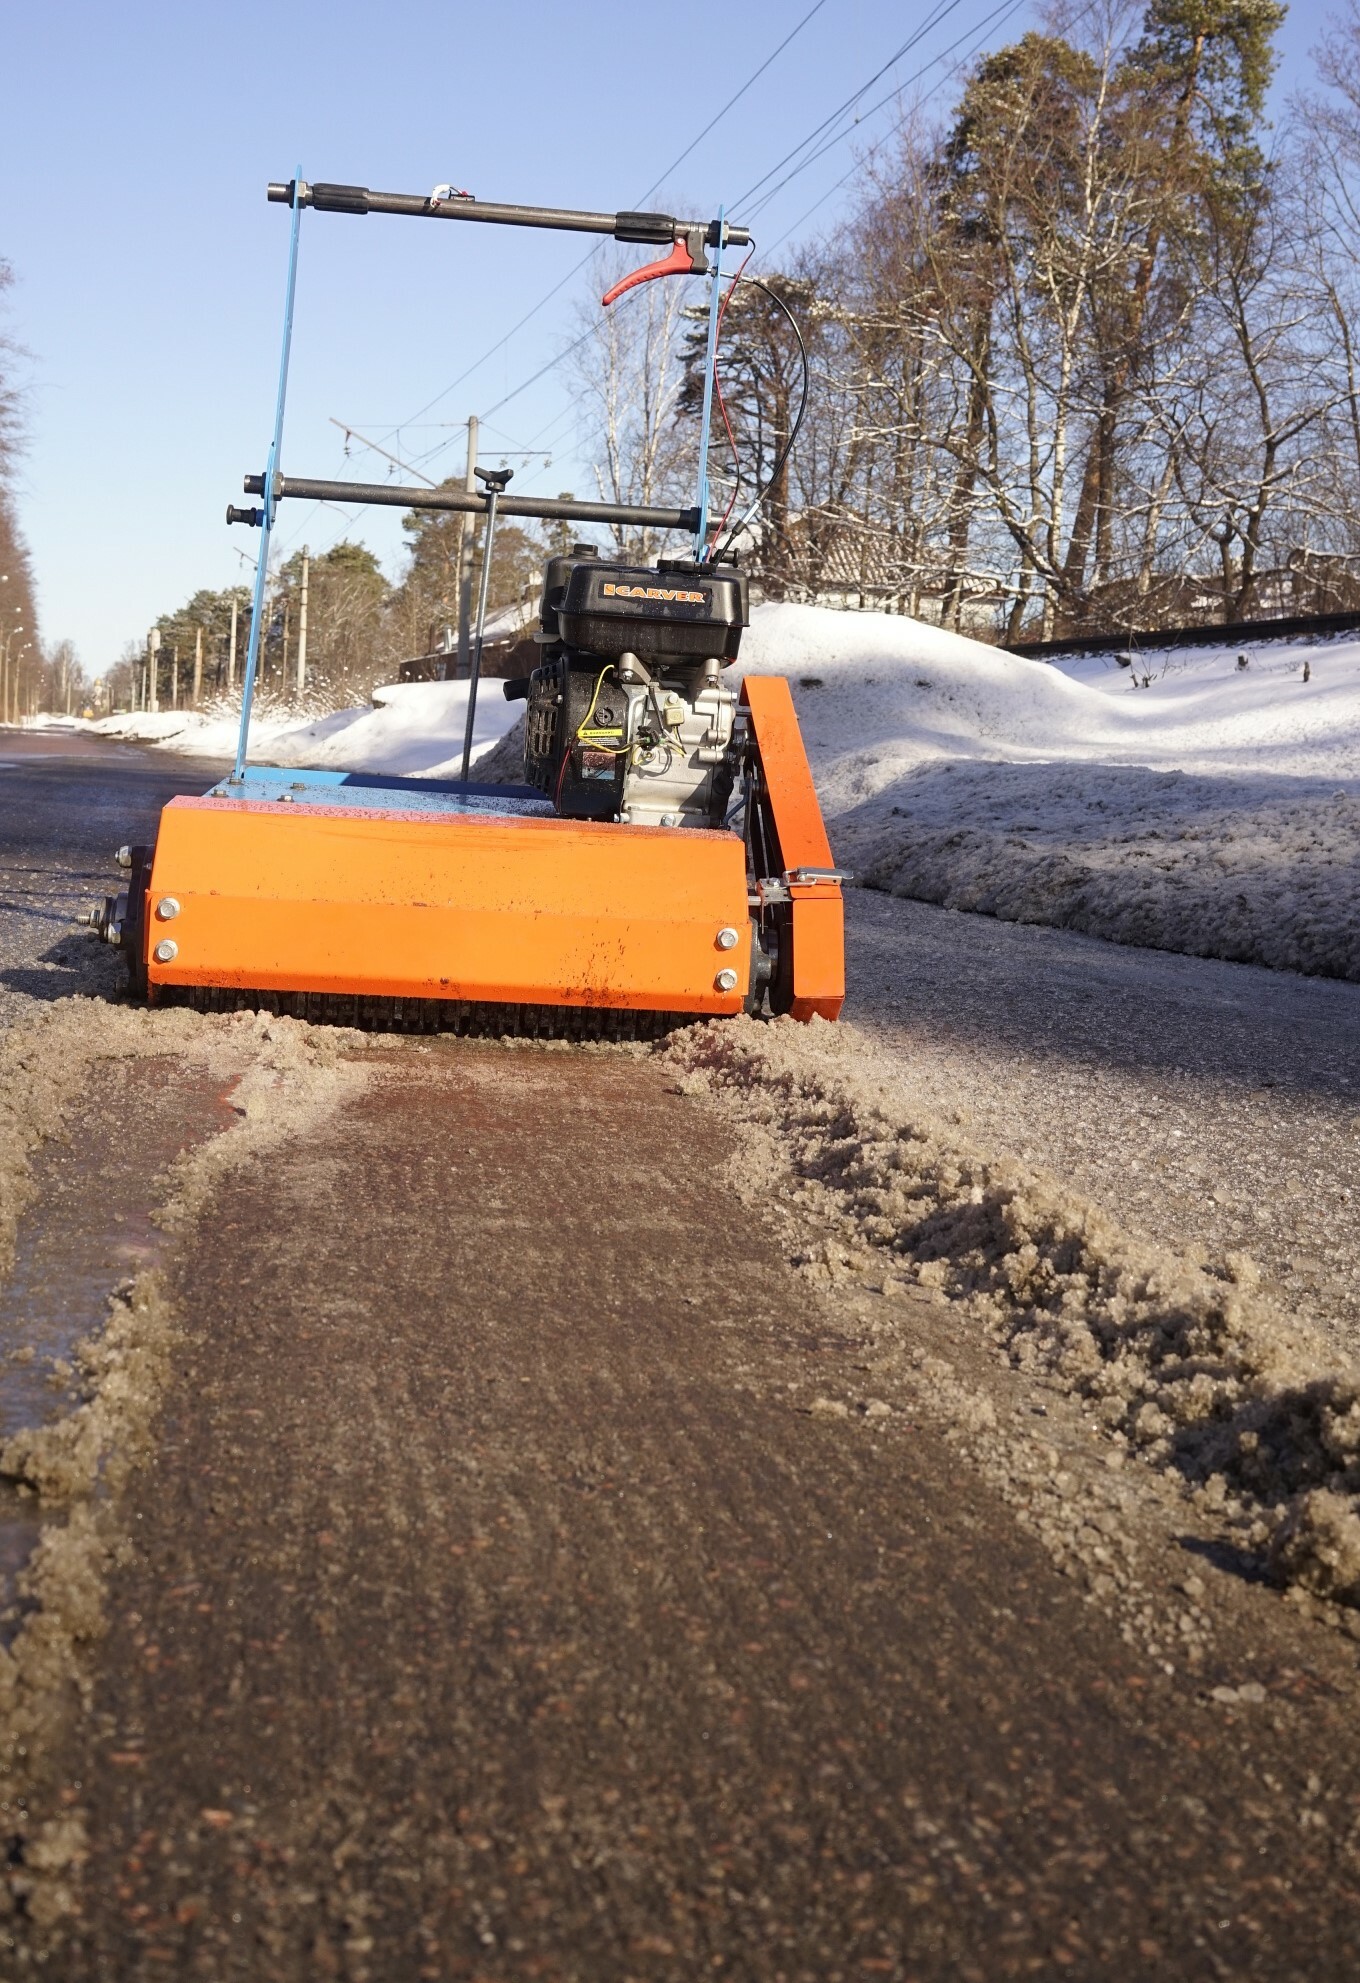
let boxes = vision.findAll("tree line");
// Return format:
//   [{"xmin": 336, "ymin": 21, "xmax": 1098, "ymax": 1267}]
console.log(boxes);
[
  {"xmin": 112, "ymin": 507, "xmax": 548, "ymax": 716},
  {"xmin": 578, "ymin": 0, "xmax": 1360, "ymax": 640},
  {"xmin": 12, "ymin": 0, "xmax": 1360, "ymax": 721},
  {"xmin": 127, "ymin": 0, "xmax": 1358, "ymax": 716},
  {"xmin": 0, "ymin": 258, "xmax": 46, "ymax": 719},
  {"xmin": 0, "ymin": 259, "xmax": 102, "ymax": 717}
]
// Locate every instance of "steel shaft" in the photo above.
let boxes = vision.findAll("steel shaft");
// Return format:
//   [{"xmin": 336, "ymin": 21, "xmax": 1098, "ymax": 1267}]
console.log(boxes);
[
  {"xmin": 244, "ymin": 474, "xmax": 701, "ymax": 534},
  {"xmin": 266, "ymin": 181, "xmax": 751, "ymax": 248}
]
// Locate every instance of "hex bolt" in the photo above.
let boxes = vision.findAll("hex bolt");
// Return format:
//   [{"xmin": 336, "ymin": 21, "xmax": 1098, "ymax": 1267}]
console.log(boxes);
[
  {"xmin": 153, "ymin": 939, "xmax": 178, "ymax": 964},
  {"xmin": 155, "ymin": 896, "xmax": 181, "ymax": 920},
  {"xmin": 716, "ymin": 926, "xmax": 739, "ymax": 950},
  {"xmin": 115, "ymin": 845, "xmax": 133, "ymax": 869},
  {"xmin": 715, "ymin": 968, "xmax": 739, "ymax": 993}
]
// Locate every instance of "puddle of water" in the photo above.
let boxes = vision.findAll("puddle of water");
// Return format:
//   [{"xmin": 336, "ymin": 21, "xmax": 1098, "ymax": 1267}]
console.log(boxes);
[{"xmin": 0, "ymin": 1056, "xmax": 236, "ymax": 1635}]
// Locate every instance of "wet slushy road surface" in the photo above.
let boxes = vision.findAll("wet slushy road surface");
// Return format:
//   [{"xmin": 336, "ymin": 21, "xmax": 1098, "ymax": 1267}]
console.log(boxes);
[
  {"xmin": 0, "ymin": 726, "xmax": 226, "ymax": 1026},
  {"xmin": 3, "ymin": 730, "xmax": 1360, "ymax": 1978}
]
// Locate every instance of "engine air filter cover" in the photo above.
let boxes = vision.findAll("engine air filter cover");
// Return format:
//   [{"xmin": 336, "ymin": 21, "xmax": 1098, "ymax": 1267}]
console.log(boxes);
[{"xmin": 558, "ymin": 559, "xmax": 747, "ymax": 662}]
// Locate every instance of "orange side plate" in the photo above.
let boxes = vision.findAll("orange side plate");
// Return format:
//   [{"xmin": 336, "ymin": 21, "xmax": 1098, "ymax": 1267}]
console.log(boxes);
[
  {"xmin": 144, "ymin": 798, "xmax": 752, "ymax": 1014},
  {"xmin": 742, "ymin": 676, "xmax": 845, "ymax": 1022}
]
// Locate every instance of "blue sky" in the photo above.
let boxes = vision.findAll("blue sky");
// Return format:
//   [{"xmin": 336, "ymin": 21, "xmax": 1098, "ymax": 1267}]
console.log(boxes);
[{"xmin": 0, "ymin": 0, "xmax": 1342, "ymax": 673}]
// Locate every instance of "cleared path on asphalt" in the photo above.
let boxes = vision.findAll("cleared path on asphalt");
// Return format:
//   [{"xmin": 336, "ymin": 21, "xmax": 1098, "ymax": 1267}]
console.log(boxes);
[{"xmin": 61, "ymin": 1045, "xmax": 1360, "ymax": 1980}]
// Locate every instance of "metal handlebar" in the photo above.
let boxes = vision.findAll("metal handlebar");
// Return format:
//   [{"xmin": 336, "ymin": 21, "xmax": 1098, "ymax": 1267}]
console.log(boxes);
[
  {"xmin": 265, "ymin": 180, "xmax": 751, "ymax": 249},
  {"xmin": 241, "ymin": 473, "xmax": 700, "ymax": 534}
]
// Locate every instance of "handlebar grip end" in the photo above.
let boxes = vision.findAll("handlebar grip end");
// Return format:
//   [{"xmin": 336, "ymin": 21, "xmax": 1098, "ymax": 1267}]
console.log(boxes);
[
  {"xmin": 614, "ymin": 210, "xmax": 676, "ymax": 244},
  {"xmin": 311, "ymin": 182, "xmax": 369, "ymax": 215}
]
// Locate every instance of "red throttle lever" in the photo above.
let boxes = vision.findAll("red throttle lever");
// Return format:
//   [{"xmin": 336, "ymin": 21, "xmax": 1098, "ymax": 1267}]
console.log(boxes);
[{"xmin": 603, "ymin": 226, "xmax": 710, "ymax": 307}]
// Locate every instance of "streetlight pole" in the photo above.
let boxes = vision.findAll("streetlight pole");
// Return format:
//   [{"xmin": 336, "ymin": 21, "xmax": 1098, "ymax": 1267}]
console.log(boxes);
[{"xmin": 2, "ymin": 621, "xmax": 26, "ymax": 728}]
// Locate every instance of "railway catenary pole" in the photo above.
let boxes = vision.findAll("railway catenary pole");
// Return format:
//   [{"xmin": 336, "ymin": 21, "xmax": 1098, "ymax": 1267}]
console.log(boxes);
[
  {"xmin": 454, "ymin": 415, "xmax": 478, "ymax": 681},
  {"xmin": 296, "ymin": 549, "xmax": 309, "ymax": 695}
]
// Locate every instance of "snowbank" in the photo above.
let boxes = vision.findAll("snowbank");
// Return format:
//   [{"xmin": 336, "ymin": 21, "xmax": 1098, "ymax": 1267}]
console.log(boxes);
[
  {"xmin": 670, "ymin": 1016, "xmax": 1360, "ymax": 1611},
  {"xmin": 89, "ymin": 678, "xmax": 521, "ymax": 780},
  {"xmin": 741, "ymin": 604, "xmax": 1360, "ymax": 981}
]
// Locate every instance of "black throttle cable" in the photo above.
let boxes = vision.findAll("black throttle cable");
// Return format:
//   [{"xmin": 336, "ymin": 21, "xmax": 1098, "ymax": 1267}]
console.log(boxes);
[{"xmin": 711, "ymin": 270, "xmax": 811, "ymax": 563}]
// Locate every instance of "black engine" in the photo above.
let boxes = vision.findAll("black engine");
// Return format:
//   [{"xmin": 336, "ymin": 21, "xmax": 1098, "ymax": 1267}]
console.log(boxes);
[{"xmin": 505, "ymin": 547, "xmax": 749, "ymax": 826}]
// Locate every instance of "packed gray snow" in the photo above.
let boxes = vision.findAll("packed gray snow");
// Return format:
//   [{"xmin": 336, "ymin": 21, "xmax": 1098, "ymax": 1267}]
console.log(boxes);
[
  {"xmin": 739, "ymin": 604, "xmax": 1360, "ymax": 980},
  {"xmin": 667, "ymin": 1015, "xmax": 1360, "ymax": 1611}
]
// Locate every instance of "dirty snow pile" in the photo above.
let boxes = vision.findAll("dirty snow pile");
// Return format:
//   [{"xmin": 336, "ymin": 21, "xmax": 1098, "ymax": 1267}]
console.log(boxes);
[
  {"xmin": 670, "ymin": 1015, "xmax": 1360, "ymax": 1612},
  {"xmin": 741, "ymin": 603, "xmax": 1360, "ymax": 981},
  {"xmin": 86, "ymin": 677, "xmax": 521, "ymax": 779}
]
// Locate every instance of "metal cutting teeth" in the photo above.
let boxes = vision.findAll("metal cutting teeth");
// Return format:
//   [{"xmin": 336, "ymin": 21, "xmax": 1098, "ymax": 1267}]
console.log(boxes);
[{"xmin": 164, "ymin": 986, "xmax": 691, "ymax": 1042}]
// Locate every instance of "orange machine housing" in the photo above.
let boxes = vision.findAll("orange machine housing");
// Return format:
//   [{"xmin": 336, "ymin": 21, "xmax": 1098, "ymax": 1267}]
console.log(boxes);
[
  {"xmin": 144, "ymin": 798, "xmax": 753, "ymax": 1014},
  {"xmin": 133, "ymin": 672, "xmax": 843, "ymax": 1024}
]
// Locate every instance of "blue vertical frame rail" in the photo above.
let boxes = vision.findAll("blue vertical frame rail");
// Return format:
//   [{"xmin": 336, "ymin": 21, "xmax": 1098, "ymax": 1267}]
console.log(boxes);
[
  {"xmin": 232, "ymin": 174, "xmax": 304, "ymax": 784},
  {"xmin": 692, "ymin": 208, "xmax": 725, "ymax": 564}
]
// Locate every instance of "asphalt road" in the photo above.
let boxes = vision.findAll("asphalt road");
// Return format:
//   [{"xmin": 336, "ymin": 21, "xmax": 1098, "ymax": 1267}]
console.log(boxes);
[
  {"xmin": 4, "ymin": 730, "xmax": 1360, "ymax": 1979},
  {"xmin": 0, "ymin": 726, "xmax": 227, "ymax": 1027}
]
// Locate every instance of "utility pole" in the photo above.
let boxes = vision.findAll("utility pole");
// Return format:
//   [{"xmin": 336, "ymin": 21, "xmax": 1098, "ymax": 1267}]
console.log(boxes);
[
  {"xmin": 282, "ymin": 599, "xmax": 290, "ymax": 690},
  {"xmin": 171, "ymin": 645, "xmax": 179, "ymax": 709},
  {"xmin": 0, "ymin": 627, "xmax": 18, "ymax": 727},
  {"xmin": 148, "ymin": 627, "xmax": 160, "ymax": 714},
  {"xmin": 193, "ymin": 625, "xmax": 203, "ymax": 706},
  {"xmin": 228, "ymin": 594, "xmax": 238, "ymax": 693},
  {"xmin": 296, "ymin": 548, "xmax": 309, "ymax": 695},
  {"xmin": 455, "ymin": 414, "xmax": 479, "ymax": 679}
]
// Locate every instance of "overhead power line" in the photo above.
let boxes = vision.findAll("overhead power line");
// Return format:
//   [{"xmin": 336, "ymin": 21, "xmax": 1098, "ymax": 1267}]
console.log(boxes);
[
  {"xmin": 755, "ymin": 0, "xmax": 1099, "ymax": 254},
  {"xmin": 639, "ymin": 0, "xmax": 833, "ymax": 197},
  {"xmin": 329, "ymin": 417, "xmax": 437, "ymax": 486},
  {"xmin": 441, "ymin": 0, "xmax": 1042, "ymax": 452},
  {"xmin": 377, "ymin": 0, "xmax": 833, "ymax": 447},
  {"xmin": 305, "ymin": 0, "xmax": 1058, "ymax": 549},
  {"xmin": 733, "ymin": 0, "xmax": 972, "ymax": 211},
  {"xmin": 451, "ymin": 0, "xmax": 1044, "ymax": 440}
]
